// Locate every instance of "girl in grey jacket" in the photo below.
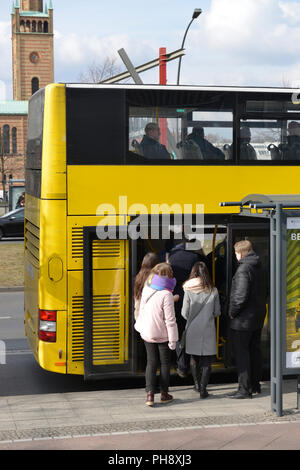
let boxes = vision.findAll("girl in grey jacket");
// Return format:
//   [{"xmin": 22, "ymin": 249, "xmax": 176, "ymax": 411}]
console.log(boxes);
[{"xmin": 181, "ymin": 262, "xmax": 221, "ymax": 398}]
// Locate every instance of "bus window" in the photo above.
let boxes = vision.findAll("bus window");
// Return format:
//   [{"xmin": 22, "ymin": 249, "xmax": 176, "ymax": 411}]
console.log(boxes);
[
  {"xmin": 128, "ymin": 107, "xmax": 232, "ymax": 162},
  {"xmin": 246, "ymin": 99, "xmax": 300, "ymax": 114},
  {"xmin": 188, "ymin": 110, "xmax": 232, "ymax": 161},
  {"xmin": 239, "ymin": 119, "xmax": 300, "ymax": 161},
  {"xmin": 26, "ymin": 88, "xmax": 44, "ymax": 198}
]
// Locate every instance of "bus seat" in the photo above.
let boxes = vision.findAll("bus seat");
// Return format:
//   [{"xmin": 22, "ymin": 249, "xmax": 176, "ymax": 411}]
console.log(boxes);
[
  {"xmin": 223, "ymin": 144, "xmax": 232, "ymax": 161},
  {"xmin": 131, "ymin": 139, "xmax": 143, "ymax": 156},
  {"xmin": 176, "ymin": 138, "xmax": 203, "ymax": 160},
  {"xmin": 268, "ymin": 143, "xmax": 281, "ymax": 160}
]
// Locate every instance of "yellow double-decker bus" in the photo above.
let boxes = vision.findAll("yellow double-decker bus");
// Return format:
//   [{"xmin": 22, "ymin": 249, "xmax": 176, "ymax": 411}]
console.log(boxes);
[{"xmin": 24, "ymin": 83, "xmax": 300, "ymax": 379}]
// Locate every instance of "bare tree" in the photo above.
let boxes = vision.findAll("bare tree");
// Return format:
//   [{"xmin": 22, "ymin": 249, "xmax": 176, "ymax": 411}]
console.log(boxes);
[
  {"xmin": 79, "ymin": 56, "xmax": 121, "ymax": 83},
  {"xmin": 281, "ymin": 76, "xmax": 291, "ymax": 88}
]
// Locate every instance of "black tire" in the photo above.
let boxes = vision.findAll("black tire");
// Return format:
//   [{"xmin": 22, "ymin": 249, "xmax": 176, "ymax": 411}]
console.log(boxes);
[{"xmin": 0, "ymin": 228, "xmax": 3, "ymax": 241}]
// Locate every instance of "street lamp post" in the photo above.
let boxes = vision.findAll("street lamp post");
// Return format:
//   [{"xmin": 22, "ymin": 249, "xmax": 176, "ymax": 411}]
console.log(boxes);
[{"xmin": 176, "ymin": 8, "xmax": 202, "ymax": 85}]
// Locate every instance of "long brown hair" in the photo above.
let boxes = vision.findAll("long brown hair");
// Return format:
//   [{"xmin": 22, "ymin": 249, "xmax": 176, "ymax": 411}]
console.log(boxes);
[
  {"xmin": 188, "ymin": 261, "xmax": 213, "ymax": 291},
  {"xmin": 134, "ymin": 252, "xmax": 159, "ymax": 300}
]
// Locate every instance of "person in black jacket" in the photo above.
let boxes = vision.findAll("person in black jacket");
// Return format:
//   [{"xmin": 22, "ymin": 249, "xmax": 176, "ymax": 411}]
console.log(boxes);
[
  {"xmin": 187, "ymin": 127, "xmax": 225, "ymax": 160},
  {"xmin": 140, "ymin": 123, "xmax": 171, "ymax": 160},
  {"xmin": 228, "ymin": 240, "xmax": 266, "ymax": 399}
]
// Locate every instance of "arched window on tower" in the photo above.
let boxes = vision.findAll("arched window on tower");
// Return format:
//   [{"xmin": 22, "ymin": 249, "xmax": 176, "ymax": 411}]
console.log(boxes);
[
  {"xmin": 44, "ymin": 21, "xmax": 48, "ymax": 33},
  {"xmin": 20, "ymin": 20, "xmax": 25, "ymax": 32},
  {"xmin": 3, "ymin": 125, "xmax": 10, "ymax": 154},
  {"xmin": 32, "ymin": 77, "xmax": 39, "ymax": 95},
  {"xmin": 12, "ymin": 128, "xmax": 17, "ymax": 155},
  {"xmin": 38, "ymin": 21, "xmax": 42, "ymax": 32},
  {"xmin": 32, "ymin": 21, "xmax": 36, "ymax": 33},
  {"xmin": 26, "ymin": 20, "xmax": 31, "ymax": 33}
]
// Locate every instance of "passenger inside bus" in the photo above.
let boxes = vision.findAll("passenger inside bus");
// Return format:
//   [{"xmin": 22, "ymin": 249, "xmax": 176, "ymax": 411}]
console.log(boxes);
[
  {"xmin": 139, "ymin": 122, "xmax": 171, "ymax": 160},
  {"xmin": 281, "ymin": 121, "xmax": 300, "ymax": 160},
  {"xmin": 269, "ymin": 121, "xmax": 300, "ymax": 160},
  {"xmin": 225, "ymin": 127, "xmax": 257, "ymax": 161},
  {"xmin": 239, "ymin": 127, "xmax": 257, "ymax": 160},
  {"xmin": 184, "ymin": 127, "xmax": 225, "ymax": 161}
]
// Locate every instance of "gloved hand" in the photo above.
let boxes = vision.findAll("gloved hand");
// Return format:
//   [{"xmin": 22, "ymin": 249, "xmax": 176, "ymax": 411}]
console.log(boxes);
[{"xmin": 168, "ymin": 341, "xmax": 177, "ymax": 350}]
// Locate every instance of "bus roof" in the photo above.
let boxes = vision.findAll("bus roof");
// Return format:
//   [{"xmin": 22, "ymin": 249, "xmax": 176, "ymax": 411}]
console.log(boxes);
[{"xmin": 65, "ymin": 83, "xmax": 299, "ymax": 94}]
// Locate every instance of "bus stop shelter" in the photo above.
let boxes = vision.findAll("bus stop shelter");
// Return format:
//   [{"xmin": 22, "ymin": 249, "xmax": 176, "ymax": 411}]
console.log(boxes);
[{"xmin": 220, "ymin": 194, "xmax": 300, "ymax": 417}]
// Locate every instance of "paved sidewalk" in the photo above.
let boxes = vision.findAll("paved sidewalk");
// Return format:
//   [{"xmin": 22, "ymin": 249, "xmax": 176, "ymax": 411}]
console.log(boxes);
[{"xmin": 0, "ymin": 379, "xmax": 299, "ymax": 450}]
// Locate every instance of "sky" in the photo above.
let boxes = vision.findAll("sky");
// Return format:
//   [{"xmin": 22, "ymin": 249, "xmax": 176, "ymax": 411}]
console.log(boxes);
[{"xmin": 1, "ymin": 0, "xmax": 300, "ymax": 99}]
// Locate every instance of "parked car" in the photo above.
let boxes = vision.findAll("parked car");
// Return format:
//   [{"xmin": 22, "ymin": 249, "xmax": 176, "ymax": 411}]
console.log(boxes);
[{"xmin": 0, "ymin": 208, "xmax": 24, "ymax": 240}]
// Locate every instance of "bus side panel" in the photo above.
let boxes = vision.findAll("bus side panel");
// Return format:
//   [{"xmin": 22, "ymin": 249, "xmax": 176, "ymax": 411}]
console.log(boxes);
[
  {"xmin": 67, "ymin": 165, "xmax": 300, "ymax": 217},
  {"xmin": 24, "ymin": 249, "xmax": 39, "ymax": 362},
  {"xmin": 24, "ymin": 194, "xmax": 41, "ymax": 362},
  {"xmin": 38, "ymin": 199, "xmax": 67, "ymax": 373}
]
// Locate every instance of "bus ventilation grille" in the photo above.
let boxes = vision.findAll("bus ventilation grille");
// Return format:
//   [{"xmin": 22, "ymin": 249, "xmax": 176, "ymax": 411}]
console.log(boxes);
[
  {"xmin": 24, "ymin": 219, "xmax": 40, "ymax": 268},
  {"xmin": 92, "ymin": 294, "xmax": 121, "ymax": 362},
  {"xmin": 72, "ymin": 227, "xmax": 121, "ymax": 259},
  {"xmin": 70, "ymin": 295, "xmax": 84, "ymax": 362},
  {"xmin": 71, "ymin": 294, "xmax": 121, "ymax": 363}
]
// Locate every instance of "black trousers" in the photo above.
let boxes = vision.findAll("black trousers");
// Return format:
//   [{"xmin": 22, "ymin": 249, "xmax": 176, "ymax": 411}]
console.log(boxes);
[
  {"xmin": 144, "ymin": 341, "xmax": 171, "ymax": 393},
  {"xmin": 231, "ymin": 328, "xmax": 263, "ymax": 394}
]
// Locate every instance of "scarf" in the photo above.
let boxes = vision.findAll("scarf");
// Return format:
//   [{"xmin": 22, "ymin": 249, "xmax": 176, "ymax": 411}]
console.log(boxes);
[
  {"xmin": 147, "ymin": 274, "xmax": 176, "ymax": 292},
  {"xmin": 183, "ymin": 277, "xmax": 208, "ymax": 294}
]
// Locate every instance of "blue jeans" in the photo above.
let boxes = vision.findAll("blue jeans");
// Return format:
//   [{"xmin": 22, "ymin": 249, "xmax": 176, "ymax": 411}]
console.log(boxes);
[{"xmin": 144, "ymin": 341, "xmax": 171, "ymax": 393}]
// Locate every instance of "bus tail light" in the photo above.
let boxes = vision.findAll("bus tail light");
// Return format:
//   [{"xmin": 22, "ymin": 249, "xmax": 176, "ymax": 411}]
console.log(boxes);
[{"xmin": 39, "ymin": 309, "xmax": 57, "ymax": 342}]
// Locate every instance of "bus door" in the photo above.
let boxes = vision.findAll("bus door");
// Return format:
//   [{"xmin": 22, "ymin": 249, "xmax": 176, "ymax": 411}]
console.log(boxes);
[
  {"xmin": 82, "ymin": 226, "xmax": 131, "ymax": 380},
  {"xmin": 226, "ymin": 221, "xmax": 270, "ymax": 364}
]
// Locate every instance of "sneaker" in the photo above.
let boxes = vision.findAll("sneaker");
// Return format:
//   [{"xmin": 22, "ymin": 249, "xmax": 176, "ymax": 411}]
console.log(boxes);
[
  {"xmin": 145, "ymin": 392, "xmax": 154, "ymax": 406},
  {"xmin": 160, "ymin": 392, "xmax": 173, "ymax": 404}
]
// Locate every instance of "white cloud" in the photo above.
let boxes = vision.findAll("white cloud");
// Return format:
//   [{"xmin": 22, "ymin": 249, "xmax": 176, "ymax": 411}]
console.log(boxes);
[
  {"xmin": 279, "ymin": 1, "xmax": 300, "ymax": 24},
  {"xmin": 178, "ymin": 0, "xmax": 300, "ymax": 87},
  {"xmin": 204, "ymin": 0, "xmax": 266, "ymax": 47},
  {"xmin": 54, "ymin": 29, "xmax": 159, "ymax": 82}
]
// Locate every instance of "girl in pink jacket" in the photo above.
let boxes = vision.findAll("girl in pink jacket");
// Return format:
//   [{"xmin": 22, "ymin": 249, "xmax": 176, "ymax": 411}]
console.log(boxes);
[{"xmin": 135, "ymin": 263, "xmax": 178, "ymax": 406}]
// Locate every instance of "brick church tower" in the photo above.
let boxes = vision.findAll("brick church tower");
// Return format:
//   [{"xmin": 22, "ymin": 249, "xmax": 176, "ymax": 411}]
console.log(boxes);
[
  {"xmin": 11, "ymin": 0, "xmax": 54, "ymax": 100},
  {"xmin": 0, "ymin": 1, "xmax": 55, "ymax": 201}
]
